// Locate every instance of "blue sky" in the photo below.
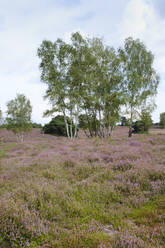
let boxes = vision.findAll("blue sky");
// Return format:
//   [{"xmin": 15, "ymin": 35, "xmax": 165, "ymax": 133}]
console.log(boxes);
[{"xmin": 0, "ymin": 0, "xmax": 165, "ymax": 123}]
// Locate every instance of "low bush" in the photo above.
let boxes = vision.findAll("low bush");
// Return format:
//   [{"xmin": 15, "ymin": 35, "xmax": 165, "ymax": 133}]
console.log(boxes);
[
  {"xmin": 132, "ymin": 111, "xmax": 152, "ymax": 134},
  {"xmin": 42, "ymin": 115, "xmax": 76, "ymax": 136}
]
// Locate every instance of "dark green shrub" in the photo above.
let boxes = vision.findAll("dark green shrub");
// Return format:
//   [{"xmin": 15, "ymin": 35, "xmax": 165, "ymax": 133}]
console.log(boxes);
[
  {"xmin": 32, "ymin": 123, "xmax": 42, "ymax": 128},
  {"xmin": 120, "ymin": 116, "xmax": 128, "ymax": 126},
  {"xmin": 42, "ymin": 115, "xmax": 76, "ymax": 136},
  {"xmin": 132, "ymin": 111, "xmax": 152, "ymax": 133},
  {"xmin": 160, "ymin": 112, "xmax": 165, "ymax": 128},
  {"xmin": 132, "ymin": 120, "xmax": 145, "ymax": 133}
]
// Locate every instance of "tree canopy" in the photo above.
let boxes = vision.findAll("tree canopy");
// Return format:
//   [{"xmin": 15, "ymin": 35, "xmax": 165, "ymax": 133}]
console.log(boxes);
[
  {"xmin": 38, "ymin": 33, "xmax": 159, "ymax": 138},
  {"xmin": 0, "ymin": 109, "xmax": 3, "ymax": 126},
  {"xmin": 6, "ymin": 94, "xmax": 32, "ymax": 142},
  {"xmin": 132, "ymin": 110, "xmax": 153, "ymax": 134},
  {"xmin": 160, "ymin": 112, "xmax": 165, "ymax": 128},
  {"xmin": 38, "ymin": 32, "xmax": 124, "ymax": 138},
  {"xmin": 118, "ymin": 37, "xmax": 159, "ymax": 136}
]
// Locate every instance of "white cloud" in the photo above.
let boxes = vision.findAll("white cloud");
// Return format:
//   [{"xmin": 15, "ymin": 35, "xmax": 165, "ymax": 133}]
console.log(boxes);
[
  {"xmin": 0, "ymin": 0, "xmax": 164, "ymax": 124},
  {"xmin": 119, "ymin": 0, "xmax": 165, "ymax": 122},
  {"xmin": 120, "ymin": 0, "xmax": 152, "ymax": 39}
]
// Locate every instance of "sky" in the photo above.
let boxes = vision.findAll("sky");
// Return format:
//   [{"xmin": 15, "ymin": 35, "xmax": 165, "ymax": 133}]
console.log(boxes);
[{"xmin": 0, "ymin": 0, "xmax": 165, "ymax": 124}]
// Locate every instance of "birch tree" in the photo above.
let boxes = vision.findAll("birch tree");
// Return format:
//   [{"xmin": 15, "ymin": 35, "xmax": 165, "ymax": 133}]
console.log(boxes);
[
  {"xmin": 38, "ymin": 39, "xmax": 72, "ymax": 138},
  {"xmin": 119, "ymin": 37, "xmax": 159, "ymax": 137},
  {"xmin": 6, "ymin": 94, "xmax": 32, "ymax": 142}
]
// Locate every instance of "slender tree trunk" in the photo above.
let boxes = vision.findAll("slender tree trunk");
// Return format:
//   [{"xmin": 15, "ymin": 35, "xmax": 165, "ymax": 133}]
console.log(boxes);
[
  {"xmin": 110, "ymin": 126, "xmax": 114, "ymax": 138},
  {"xmin": 63, "ymin": 110, "xmax": 70, "ymax": 138},
  {"xmin": 98, "ymin": 109, "xmax": 103, "ymax": 138},
  {"xmin": 129, "ymin": 106, "xmax": 133, "ymax": 137},
  {"xmin": 16, "ymin": 132, "xmax": 24, "ymax": 142},
  {"xmin": 85, "ymin": 109, "xmax": 93, "ymax": 137},
  {"xmin": 70, "ymin": 110, "xmax": 73, "ymax": 139},
  {"xmin": 74, "ymin": 105, "xmax": 79, "ymax": 138},
  {"xmin": 83, "ymin": 129, "xmax": 90, "ymax": 138},
  {"xmin": 93, "ymin": 112, "xmax": 97, "ymax": 137},
  {"xmin": 74, "ymin": 123, "xmax": 77, "ymax": 138},
  {"xmin": 16, "ymin": 134, "xmax": 19, "ymax": 142},
  {"xmin": 106, "ymin": 114, "xmax": 111, "ymax": 137},
  {"xmin": 108, "ymin": 124, "xmax": 111, "ymax": 137},
  {"xmin": 70, "ymin": 122, "xmax": 73, "ymax": 139},
  {"xmin": 129, "ymin": 126, "xmax": 132, "ymax": 137},
  {"xmin": 65, "ymin": 120, "xmax": 70, "ymax": 138},
  {"xmin": 21, "ymin": 132, "xmax": 24, "ymax": 142}
]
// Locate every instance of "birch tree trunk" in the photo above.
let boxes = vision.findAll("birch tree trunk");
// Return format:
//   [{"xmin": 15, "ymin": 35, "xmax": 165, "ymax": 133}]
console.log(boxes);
[
  {"xmin": 63, "ymin": 110, "xmax": 70, "ymax": 138},
  {"xmin": 129, "ymin": 106, "xmax": 133, "ymax": 137}
]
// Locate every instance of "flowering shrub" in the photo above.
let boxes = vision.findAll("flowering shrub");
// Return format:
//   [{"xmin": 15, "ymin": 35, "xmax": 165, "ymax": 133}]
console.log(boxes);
[{"xmin": 0, "ymin": 127, "xmax": 164, "ymax": 247}]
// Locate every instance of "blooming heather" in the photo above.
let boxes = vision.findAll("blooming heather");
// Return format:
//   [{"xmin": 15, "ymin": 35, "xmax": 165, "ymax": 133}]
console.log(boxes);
[{"xmin": 0, "ymin": 127, "xmax": 164, "ymax": 247}]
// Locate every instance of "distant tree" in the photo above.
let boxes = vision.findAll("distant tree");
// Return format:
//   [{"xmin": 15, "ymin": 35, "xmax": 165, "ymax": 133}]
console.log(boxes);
[
  {"xmin": 42, "ymin": 115, "xmax": 76, "ymax": 136},
  {"xmin": 140, "ymin": 110, "xmax": 153, "ymax": 132},
  {"xmin": 160, "ymin": 112, "xmax": 165, "ymax": 128},
  {"xmin": 0, "ymin": 109, "xmax": 3, "ymax": 126},
  {"xmin": 32, "ymin": 122, "xmax": 42, "ymax": 128},
  {"xmin": 119, "ymin": 37, "xmax": 159, "ymax": 137},
  {"xmin": 6, "ymin": 94, "xmax": 32, "ymax": 142},
  {"xmin": 132, "ymin": 110, "xmax": 152, "ymax": 133},
  {"xmin": 121, "ymin": 116, "xmax": 127, "ymax": 126}
]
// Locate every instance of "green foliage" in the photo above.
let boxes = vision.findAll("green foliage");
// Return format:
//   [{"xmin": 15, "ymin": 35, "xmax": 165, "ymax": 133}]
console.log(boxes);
[
  {"xmin": 140, "ymin": 110, "xmax": 153, "ymax": 131},
  {"xmin": 119, "ymin": 37, "xmax": 159, "ymax": 137},
  {"xmin": 6, "ymin": 94, "xmax": 32, "ymax": 141},
  {"xmin": 0, "ymin": 109, "xmax": 3, "ymax": 125},
  {"xmin": 0, "ymin": 150, "xmax": 6, "ymax": 159},
  {"xmin": 120, "ymin": 117, "xmax": 128, "ymax": 126},
  {"xmin": 132, "ymin": 110, "xmax": 152, "ymax": 133},
  {"xmin": 129, "ymin": 196, "xmax": 165, "ymax": 226},
  {"xmin": 42, "ymin": 115, "xmax": 76, "ymax": 136},
  {"xmin": 38, "ymin": 33, "xmax": 159, "ymax": 139},
  {"xmin": 78, "ymin": 114, "xmax": 100, "ymax": 137},
  {"xmin": 0, "ymin": 109, "xmax": 5, "ymax": 128},
  {"xmin": 132, "ymin": 121, "xmax": 146, "ymax": 134},
  {"xmin": 32, "ymin": 122, "xmax": 42, "ymax": 128},
  {"xmin": 0, "ymin": 124, "xmax": 7, "ymax": 128},
  {"xmin": 160, "ymin": 112, "xmax": 165, "ymax": 128},
  {"xmin": 38, "ymin": 32, "xmax": 123, "ymax": 138},
  {"xmin": 78, "ymin": 114, "xmax": 89, "ymax": 130}
]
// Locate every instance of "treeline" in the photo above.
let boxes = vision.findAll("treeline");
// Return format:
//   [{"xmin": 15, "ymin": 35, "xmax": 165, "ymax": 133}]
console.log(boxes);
[
  {"xmin": 0, "ymin": 32, "xmax": 160, "ymax": 141},
  {"xmin": 37, "ymin": 32, "xmax": 159, "ymax": 138}
]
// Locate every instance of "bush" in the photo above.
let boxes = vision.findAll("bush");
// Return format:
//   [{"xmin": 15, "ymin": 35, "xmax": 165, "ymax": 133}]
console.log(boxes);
[
  {"xmin": 132, "ymin": 111, "xmax": 152, "ymax": 134},
  {"xmin": 160, "ymin": 112, "xmax": 165, "ymax": 128},
  {"xmin": 32, "ymin": 123, "xmax": 42, "ymax": 128},
  {"xmin": 120, "ymin": 116, "xmax": 128, "ymax": 126},
  {"xmin": 42, "ymin": 115, "xmax": 76, "ymax": 136}
]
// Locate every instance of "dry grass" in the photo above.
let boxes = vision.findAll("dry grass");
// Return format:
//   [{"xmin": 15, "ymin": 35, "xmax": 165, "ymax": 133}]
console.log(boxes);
[{"xmin": 149, "ymin": 128, "xmax": 165, "ymax": 135}]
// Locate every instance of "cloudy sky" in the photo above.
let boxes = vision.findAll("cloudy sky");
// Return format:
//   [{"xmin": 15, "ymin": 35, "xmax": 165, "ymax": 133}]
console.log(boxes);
[{"xmin": 0, "ymin": 0, "xmax": 165, "ymax": 124}]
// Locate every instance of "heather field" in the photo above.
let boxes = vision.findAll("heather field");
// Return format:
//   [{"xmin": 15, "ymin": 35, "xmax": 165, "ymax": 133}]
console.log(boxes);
[{"xmin": 0, "ymin": 127, "xmax": 165, "ymax": 248}]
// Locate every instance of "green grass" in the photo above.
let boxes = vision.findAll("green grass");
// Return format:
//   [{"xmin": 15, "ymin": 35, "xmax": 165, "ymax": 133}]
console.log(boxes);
[
  {"xmin": 129, "ymin": 196, "xmax": 165, "ymax": 226},
  {"xmin": 0, "ymin": 150, "xmax": 6, "ymax": 159},
  {"xmin": 0, "ymin": 143, "xmax": 16, "ymax": 159}
]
